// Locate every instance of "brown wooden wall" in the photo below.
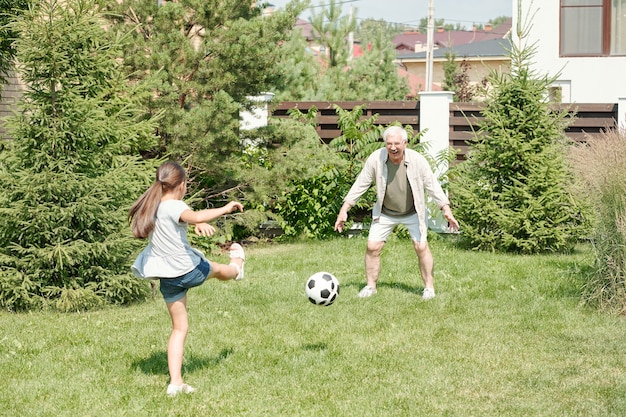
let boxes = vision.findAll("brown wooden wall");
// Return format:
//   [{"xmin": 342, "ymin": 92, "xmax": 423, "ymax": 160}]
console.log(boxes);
[
  {"xmin": 449, "ymin": 102, "xmax": 619, "ymax": 160},
  {"xmin": 0, "ymin": 74, "xmax": 24, "ymax": 140},
  {"xmin": 272, "ymin": 101, "xmax": 619, "ymax": 161},
  {"xmin": 272, "ymin": 101, "xmax": 420, "ymax": 143}
]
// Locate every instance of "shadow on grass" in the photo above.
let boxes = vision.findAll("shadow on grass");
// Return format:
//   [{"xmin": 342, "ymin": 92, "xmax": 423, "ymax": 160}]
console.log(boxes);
[
  {"xmin": 132, "ymin": 347, "xmax": 235, "ymax": 376},
  {"xmin": 302, "ymin": 342, "xmax": 328, "ymax": 351},
  {"xmin": 340, "ymin": 280, "xmax": 423, "ymax": 296}
]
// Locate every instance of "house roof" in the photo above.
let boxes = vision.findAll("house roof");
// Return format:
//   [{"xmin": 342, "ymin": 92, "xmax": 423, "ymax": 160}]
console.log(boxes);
[
  {"xmin": 398, "ymin": 37, "xmax": 512, "ymax": 60},
  {"xmin": 394, "ymin": 18, "xmax": 512, "ymax": 55},
  {"xmin": 293, "ymin": 18, "xmax": 316, "ymax": 40}
]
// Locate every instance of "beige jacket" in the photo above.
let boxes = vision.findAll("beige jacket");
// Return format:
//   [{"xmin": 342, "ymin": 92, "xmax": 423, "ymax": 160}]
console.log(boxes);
[{"xmin": 344, "ymin": 147, "xmax": 449, "ymax": 241}]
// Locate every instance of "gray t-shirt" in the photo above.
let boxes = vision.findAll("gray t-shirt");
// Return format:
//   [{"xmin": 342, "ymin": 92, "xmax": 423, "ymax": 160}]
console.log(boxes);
[
  {"xmin": 132, "ymin": 200, "xmax": 206, "ymax": 279},
  {"xmin": 382, "ymin": 159, "xmax": 416, "ymax": 216}
]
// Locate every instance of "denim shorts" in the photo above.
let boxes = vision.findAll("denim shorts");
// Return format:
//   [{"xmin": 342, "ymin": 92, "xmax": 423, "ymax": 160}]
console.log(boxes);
[{"xmin": 159, "ymin": 259, "xmax": 211, "ymax": 303}]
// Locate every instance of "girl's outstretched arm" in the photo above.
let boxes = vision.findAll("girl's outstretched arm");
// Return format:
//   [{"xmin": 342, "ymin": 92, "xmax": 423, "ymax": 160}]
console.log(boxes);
[{"xmin": 180, "ymin": 201, "xmax": 243, "ymax": 225}]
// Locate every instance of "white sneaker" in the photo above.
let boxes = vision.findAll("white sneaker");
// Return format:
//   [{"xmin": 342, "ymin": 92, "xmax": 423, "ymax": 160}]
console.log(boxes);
[
  {"xmin": 422, "ymin": 287, "xmax": 436, "ymax": 301},
  {"xmin": 229, "ymin": 243, "xmax": 245, "ymax": 280},
  {"xmin": 358, "ymin": 286, "xmax": 377, "ymax": 298},
  {"xmin": 167, "ymin": 383, "xmax": 196, "ymax": 396}
]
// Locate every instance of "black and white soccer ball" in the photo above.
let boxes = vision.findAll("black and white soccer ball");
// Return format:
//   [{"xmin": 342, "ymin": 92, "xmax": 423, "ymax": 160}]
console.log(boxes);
[{"xmin": 305, "ymin": 272, "xmax": 340, "ymax": 306}]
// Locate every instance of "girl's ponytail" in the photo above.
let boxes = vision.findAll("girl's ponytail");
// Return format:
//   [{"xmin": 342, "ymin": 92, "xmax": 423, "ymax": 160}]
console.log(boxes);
[
  {"xmin": 128, "ymin": 161, "xmax": 186, "ymax": 239},
  {"xmin": 128, "ymin": 182, "xmax": 162, "ymax": 239}
]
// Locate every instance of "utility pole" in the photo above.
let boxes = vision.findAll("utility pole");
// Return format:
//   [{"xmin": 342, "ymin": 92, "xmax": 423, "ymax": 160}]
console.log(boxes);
[
  {"xmin": 348, "ymin": 5, "xmax": 354, "ymax": 61},
  {"xmin": 425, "ymin": 0, "xmax": 435, "ymax": 91}
]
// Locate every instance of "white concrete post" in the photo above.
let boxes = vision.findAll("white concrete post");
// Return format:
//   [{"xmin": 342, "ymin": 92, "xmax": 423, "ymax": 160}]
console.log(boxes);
[
  {"xmin": 418, "ymin": 91, "xmax": 455, "ymax": 232},
  {"xmin": 240, "ymin": 92, "xmax": 275, "ymax": 131},
  {"xmin": 619, "ymin": 97, "xmax": 626, "ymax": 134},
  {"xmin": 418, "ymin": 91, "xmax": 455, "ymax": 174}
]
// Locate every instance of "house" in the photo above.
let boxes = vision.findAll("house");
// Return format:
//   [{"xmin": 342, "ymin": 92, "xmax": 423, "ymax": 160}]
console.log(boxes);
[
  {"xmin": 392, "ymin": 19, "xmax": 512, "ymax": 93},
  {"xmin": 514, "ymin": 0, "xmax": 626, "ymax": 108},
  {"xmin": 394, "ymin": 37, "xmax": 511, "ymax": 94},
  {"xmin": 283, "ymin": 16, "xmax": 441, "ymax": 95},
  {"xmin": 393, "ymin": 19, "xmax": 512, "ymax": 55}
]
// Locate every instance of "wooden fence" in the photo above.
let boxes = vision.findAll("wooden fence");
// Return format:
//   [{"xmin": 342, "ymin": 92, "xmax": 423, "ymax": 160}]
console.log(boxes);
[
  {"xmin": 272, "ymin": 101, "xmax": 419, "ymax": 143},
  {"xmin": 272, "ymin": 101, "xmax": 619, "ymax": 161}
]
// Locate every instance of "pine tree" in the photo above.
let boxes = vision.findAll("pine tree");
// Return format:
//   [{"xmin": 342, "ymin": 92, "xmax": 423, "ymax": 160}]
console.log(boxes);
[
  {"xmin": 0, "ymin": 0, "xmax": 159, "ymax": 311},
  {"xmin": 449, "ymin": 9, "xmax": 591, "ymax": 253},
  {"xmin": 0, "ymin": 0, "xmax": 28, "ymax": 89},
  {"xmin": 309, "ymin": 0, "xmax": 356, "ymax": 69},
  {"xmin": 103, "ymin": 0, "xmax": 304, "ymax": 196}
]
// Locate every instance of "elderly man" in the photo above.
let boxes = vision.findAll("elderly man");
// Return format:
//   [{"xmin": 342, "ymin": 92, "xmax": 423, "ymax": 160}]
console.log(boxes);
[{"xmin": 334, "ymin": 126, "xmax": 459, "ymax": 300}]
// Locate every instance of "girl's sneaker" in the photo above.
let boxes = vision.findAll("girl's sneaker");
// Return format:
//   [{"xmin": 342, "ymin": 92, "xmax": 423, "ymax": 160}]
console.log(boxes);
[{"xmin": 229, "ymin": 243, "xmax": 245, "ymax": 280}]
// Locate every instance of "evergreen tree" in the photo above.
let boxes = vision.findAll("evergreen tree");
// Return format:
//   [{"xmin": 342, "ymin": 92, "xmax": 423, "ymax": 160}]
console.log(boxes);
[
  {"xmin": 0, "ymin": 0, "xmax": 159, "ymax": 311},
  {"xmin": 274, "ymin": 12, "xmax": 408, "ymax": 101},
  {"xmin": 309, "ymin": 0, "xmax": 356, "ymax": 68},
  {"xmin": 418, "ymin": 17, "xmax": 464, "ymax": 33},
  {"xmin": 342, "ymin": 21, "xmax": 408, "ymax": 101},
  {"xmin": 449, "ymin": 9, "xmax": 591, "ymax": 253},
  {"xmin": 356, "ymin": 18, "xmax": 402, "ymax": 44},
  {"xmin": 0, "ymin": 0, "xmax": 28, "ymax": 90},
  {"xmin": 103, "ymin": 0, "xmax": 305, "ymax": 197},
  {"xmin": 271, "ymin": 22, "xmax": 321, "ymax": 102}
]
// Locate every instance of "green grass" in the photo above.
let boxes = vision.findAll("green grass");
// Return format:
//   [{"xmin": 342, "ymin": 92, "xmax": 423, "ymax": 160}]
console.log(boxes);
[{"xmin": 1, "ymin": 237, "xmax": 625, "ymax": 416}]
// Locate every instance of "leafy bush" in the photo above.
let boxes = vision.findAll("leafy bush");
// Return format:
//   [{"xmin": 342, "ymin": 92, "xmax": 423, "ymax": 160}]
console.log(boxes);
[
  {"xmin": 230, "ymin": 116, "xmax": 347, "ymax": 238},
  {"xmin": 272, "ymin": 105, "xmax": 380, "ymax": 239},
  {"xmin": 569, "ymin": 129, "xmax": 626, "ymax": 314},
  {"xmin": 275, "ymin": 104, "xmax": 448, "ymax": 239},
  {"xmin": 274, "ymin": 168, "xmax": 352, "ymax": 239}
]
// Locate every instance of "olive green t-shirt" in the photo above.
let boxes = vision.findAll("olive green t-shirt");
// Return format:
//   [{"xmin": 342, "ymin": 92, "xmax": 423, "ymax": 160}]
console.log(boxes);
[{"xmin": 382, "ymin": 159, "xmax": 416, "ymax": 216}]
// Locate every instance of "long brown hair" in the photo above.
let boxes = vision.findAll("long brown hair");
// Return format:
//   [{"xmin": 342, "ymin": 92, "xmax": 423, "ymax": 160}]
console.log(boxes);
[{"xmin": 128, "ymin": 161, "xmax": 186, "ymax": 239}]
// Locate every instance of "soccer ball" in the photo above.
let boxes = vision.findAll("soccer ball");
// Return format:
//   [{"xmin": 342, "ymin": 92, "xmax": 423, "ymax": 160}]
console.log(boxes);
[{"xmin": 305, "ymin": 272, "xmax": 340, "ymax": 306}]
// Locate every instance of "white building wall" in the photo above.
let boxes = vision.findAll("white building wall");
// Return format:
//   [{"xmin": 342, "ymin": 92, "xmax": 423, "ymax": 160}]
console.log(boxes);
[{"xmin": 514, "ymin": 0, "xmax": 626, "ymax": 104}]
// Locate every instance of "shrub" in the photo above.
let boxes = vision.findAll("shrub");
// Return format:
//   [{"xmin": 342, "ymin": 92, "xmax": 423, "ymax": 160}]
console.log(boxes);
[
  {"xmin": 275, "ymin": 104, "xmax": 448, "ymax": 239},
  {"xmin": 569, "ymin": 129, "xmax": 626, "ymax": 314},
  {"xmin": 449, "ymin": 13, "xmax": 591, "ymax": 253}
]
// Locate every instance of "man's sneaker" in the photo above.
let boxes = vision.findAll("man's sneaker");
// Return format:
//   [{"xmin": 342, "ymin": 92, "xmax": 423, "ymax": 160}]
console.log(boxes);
[
  {"xmin": 422, "ymin": 287, "xmax": 436, "ymax": 301},
  {"xmin": 358, "ymin": 286, "xmax": 377, "ymax": 298},
  {"xmin": 167, "ymin": 383, "xmax": 196, "ymax": 396}
]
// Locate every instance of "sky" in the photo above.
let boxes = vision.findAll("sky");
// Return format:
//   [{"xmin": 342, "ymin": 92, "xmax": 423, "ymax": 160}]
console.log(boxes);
[{"xmin": 267, "ymin": 0, "xmax": 513, "ymax": 27}]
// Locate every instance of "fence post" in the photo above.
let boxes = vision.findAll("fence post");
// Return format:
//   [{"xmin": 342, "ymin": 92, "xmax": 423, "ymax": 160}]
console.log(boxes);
[
  {"xmin": 240, "ymin": 92, "xmax": 275, "ymax": 131},
  {"xmin": 617, "ymin": 97, "xmax": 626, "ymax": 134},
  {"xmin": 418, "ymin": 91, "xmax": 454, "ymax": 172},
  {"xmin": 418, "ymin": 91, "xmax": 455, "ymax": 232}
]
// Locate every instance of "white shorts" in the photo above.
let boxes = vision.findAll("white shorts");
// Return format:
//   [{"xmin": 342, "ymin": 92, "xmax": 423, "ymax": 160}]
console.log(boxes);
[{"xmin": 368, "ymin": 212, "xmax": 424, "ymax": 242}]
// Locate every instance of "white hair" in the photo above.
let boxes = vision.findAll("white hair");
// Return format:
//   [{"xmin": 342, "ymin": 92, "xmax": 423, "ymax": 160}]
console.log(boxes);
[{"xmin": 382, "ymin": 126, "xmax": 408, "ymax": 143}]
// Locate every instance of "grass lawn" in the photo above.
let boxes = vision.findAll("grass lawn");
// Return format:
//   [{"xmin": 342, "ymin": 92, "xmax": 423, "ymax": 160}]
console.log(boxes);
[{"xmin": 1, "ymin": 236, "xmax": 625, "ymax": 416}]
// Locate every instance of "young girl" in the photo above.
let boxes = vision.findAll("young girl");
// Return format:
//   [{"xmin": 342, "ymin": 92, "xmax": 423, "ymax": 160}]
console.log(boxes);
[{"xmin": 128, "ymin": 161, "xmax": 245, "ymax": 396}]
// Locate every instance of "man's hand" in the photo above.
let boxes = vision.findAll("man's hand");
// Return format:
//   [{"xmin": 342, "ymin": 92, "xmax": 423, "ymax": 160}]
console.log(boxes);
[
  {"xmin": 442, "ymin": 205, "xmax": 460, "ymax": 232},
  {"xmin": 334, "ymin": 211, "xmax": 348, "ymax": 233}
]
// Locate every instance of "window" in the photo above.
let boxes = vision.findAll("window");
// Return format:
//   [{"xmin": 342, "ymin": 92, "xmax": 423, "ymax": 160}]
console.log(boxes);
[{"xmin": 560, "ymin": 0, "xmax": 626, "ymax": 56}]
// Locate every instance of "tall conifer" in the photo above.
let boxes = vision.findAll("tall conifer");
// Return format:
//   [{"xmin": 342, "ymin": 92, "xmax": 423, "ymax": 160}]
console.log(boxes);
[
  {"xmin": 0, "ymin": 0, "xmax": 159, "ymax": 311},
  {"xmin": 449, "ymin": 7, "xmax": 591, "ymax": 253}
]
